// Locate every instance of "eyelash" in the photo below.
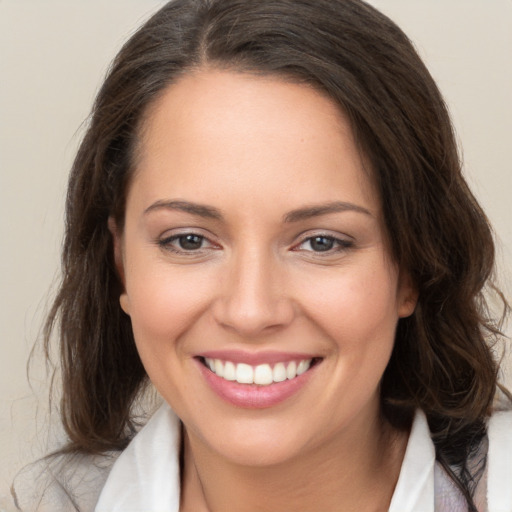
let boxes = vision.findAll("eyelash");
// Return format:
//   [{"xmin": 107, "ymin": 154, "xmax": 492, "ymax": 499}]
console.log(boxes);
[
  {"xmin": 157, "ymin": 232, "xmax": 353, "ymax": 256},
  {"xmin": 158, "ymin": 233, "xmax": 216, "ymax": 254},
  {"xmin": 293, "ymin": 234, "xmax": 354, "ymax": 254}
]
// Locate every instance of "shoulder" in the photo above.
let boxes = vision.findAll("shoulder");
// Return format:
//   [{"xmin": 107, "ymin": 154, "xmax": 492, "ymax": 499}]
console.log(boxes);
[
  {"xmin": 433, "ymin": 436, "xmax": 488, "ymax": 512},
  {"xmin": 486, "ymin": 408, "xmax": 512, "ymax": 511},
  {"xmin": 434, "ymin": 408, "xmax": 512, "ymax": 512},
  {"xmin": 12, "ymin": 451, "xmax": 119, "ymax": 512}
]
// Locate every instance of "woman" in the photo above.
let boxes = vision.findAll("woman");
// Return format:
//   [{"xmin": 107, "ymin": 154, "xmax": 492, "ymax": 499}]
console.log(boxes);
[{"xmin": 13, "ymin": 0, "xmax": 511, "ymax": 511}]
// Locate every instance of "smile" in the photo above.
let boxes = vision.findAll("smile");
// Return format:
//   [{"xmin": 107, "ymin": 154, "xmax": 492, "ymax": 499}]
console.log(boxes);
[
  {"xmin": 197, "ymin": 352, "xmax": 322, "ymax": 408},
  {"xmin": 203, "ymin": 358, "xmax": 313, "ymax": 386}
]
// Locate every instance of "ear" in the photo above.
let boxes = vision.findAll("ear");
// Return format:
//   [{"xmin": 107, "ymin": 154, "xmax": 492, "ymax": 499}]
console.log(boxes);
[
  {"xmin": 108, "ymin": 216, "xmax": 130, "ymax": 316},
  {"xmin": 397, "ymin": 270, "xmax": 418, "ymax": 318}
]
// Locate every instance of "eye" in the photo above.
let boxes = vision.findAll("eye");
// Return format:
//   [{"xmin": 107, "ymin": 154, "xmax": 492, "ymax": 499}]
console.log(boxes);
[
  {"xmin": 295, "ymin": 235, "xmax": 353, "ymax": 253},
  {"xmin": 174, "ymin": 234, "xmax": 204, "ymax": 250},
  {"xmin": 304, "ymin": 236, "xmax": 336, "ymax": 252},
  {"xmin": 158, "ymin": 232, "xmax": 217, "ymax": 253}
]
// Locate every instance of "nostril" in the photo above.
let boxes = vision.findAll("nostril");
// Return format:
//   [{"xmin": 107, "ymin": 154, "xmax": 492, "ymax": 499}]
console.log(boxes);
[{"xmin": 212, "ymin": 293, "xmax": 295, "ymax": 337}]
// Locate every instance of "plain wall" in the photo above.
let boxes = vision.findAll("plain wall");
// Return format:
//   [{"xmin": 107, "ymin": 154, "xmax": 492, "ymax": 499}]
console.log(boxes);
[{"xmin": 1, "ymin": 0, "xmax": 511, "ymax": 505}]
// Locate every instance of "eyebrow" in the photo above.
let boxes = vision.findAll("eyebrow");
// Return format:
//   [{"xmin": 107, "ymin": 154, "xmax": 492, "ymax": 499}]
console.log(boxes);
[
  {"xmin": 144, "ymin": 200, "xmax": 223, "ymax": 220},
  {"xmin": 143, "ymin": 199, "xmax": 371, "ymax": 222},
  {"xmin": 283, "ymin": 201, "xmax": 372, "ymax": 223}
]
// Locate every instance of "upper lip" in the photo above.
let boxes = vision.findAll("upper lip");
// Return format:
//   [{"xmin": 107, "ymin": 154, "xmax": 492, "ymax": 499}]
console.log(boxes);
[{"xmin": 196, "ymin": 350, "xmax": 320, "ymax": 366}]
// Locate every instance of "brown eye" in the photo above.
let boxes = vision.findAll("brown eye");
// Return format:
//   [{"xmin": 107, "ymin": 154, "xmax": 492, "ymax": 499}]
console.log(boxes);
[
  {"xmin": 158, "ymin": 232, "xmax": 211, "ymax": 253},
  {"xmin": 177, "ymin": 234, "xmax": 204, "ymax": 250}
]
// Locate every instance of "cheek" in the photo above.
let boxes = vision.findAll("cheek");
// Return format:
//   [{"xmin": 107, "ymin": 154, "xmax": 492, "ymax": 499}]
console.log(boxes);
[
  {"xmin": 123, "ymin": 255, "xmax": 215, "ymax": 357},
  {"xmin": 297, "ymin": 261, "xmax": 401, "ymax": 349}
]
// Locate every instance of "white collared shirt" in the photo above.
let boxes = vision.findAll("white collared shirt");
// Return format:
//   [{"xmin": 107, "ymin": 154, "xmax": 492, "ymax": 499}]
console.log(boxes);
[{"xmin": 95, "ymin": 403, "xmax": 512, "ymax": 512}]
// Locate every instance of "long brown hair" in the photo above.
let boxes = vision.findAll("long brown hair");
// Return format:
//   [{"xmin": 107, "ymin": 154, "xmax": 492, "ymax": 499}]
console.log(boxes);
[{"xmin": 43, "ymin": 0, "xmax": 508, "ymax": 508}]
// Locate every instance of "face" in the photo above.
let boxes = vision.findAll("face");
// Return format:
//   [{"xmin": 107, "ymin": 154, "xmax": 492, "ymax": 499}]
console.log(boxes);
[{"xmin": 113, "ymin": 69, "xmax": 416, "ymax": 466}]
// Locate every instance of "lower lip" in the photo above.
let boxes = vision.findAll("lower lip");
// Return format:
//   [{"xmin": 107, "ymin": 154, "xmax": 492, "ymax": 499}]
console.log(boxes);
[{"xmin": 197, "ymin": 360, "xmax": 317, "ymax": 409}]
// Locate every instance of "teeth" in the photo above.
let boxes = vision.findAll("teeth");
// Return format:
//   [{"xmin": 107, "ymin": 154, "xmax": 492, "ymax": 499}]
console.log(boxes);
[
  {"xmin": 204, "ymin": 358, "xmax": 313, "ymax": 385},
  {"xmin": 273, "ymin": 362, "xmax": 287, "ymax": 382},
  {"xmin": 297, "ymin": 359, "xmax": 311, "ymax": 375},
  {"xmin": 286, "ymin": 361, "xmax": 297, "ymax": 380},
  {"xmin": 214, "ymin": 359, "xmax": 224, "ymax": 378},
  {"xmin": 223, "ymin": 361, "xmax": 236, "ymax": 381},
  {"xmin": 254, "ymin": 364, "xmax": 273, "ymax": 385},
  {"xmin": 236, "ymin": 363, "xmax": 254, "ymax": 384}
]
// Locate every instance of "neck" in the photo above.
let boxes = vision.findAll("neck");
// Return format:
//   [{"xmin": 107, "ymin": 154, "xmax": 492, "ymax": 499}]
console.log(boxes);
[{"xmin": 180, "ymin": 410, "xmax": 408, "ymax": 512}]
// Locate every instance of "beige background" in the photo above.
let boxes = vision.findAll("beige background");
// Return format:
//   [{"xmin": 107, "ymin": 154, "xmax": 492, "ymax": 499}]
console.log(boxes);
[{"xmin": 1, "ymin": 0, "xmax": 511, "ymax": 505}]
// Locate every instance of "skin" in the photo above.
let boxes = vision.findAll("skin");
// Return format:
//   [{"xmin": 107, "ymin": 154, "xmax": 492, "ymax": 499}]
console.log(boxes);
[{"xmin": 112, "ymin": 69, "xmax": 418, "ymax": 511}]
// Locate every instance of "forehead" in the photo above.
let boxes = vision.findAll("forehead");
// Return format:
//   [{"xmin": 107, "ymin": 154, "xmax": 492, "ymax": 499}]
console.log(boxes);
[{"xmin": 130, "ymin": 68, "xmax": 379, "ymax": 216}]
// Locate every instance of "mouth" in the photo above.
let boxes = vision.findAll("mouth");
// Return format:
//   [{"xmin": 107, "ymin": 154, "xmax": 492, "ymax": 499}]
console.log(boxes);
[
  {"xmin": 199, "ymin": 356, "xmax": 321, "ymax": 386},
  {"xmin": 195, "ymin": 351, "xmax": 323, "ymax": 408}
]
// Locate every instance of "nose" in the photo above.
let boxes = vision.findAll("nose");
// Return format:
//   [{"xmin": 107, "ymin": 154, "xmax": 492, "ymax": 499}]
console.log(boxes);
[{"xmin": 212, "ymin": 246, "xmax": 295, "ymax": 338}]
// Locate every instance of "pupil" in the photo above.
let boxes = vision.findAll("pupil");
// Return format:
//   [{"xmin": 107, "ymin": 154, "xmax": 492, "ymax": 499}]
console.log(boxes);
[
  {"xmin": 311, "ymin": 236, "xmax": 333, "ymax": 252},
  {"xmin": 179, "ymin": 234, "xmax": 202, "ymax": 250}
]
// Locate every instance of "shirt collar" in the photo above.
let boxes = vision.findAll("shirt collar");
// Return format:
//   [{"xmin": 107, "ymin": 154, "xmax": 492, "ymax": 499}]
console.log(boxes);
[{"xmin": 96, "ymin": 404, "xmax": 435, "ymax": 512}]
